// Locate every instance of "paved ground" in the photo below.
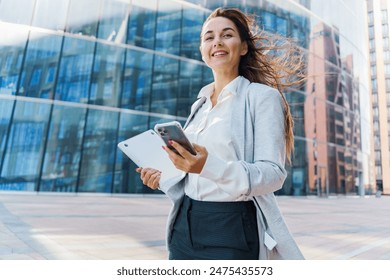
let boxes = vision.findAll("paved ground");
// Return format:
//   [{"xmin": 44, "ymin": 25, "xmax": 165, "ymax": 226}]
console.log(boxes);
[{"xmin": 0, "ymin": 191, "xmax": 389, "ymax": 260}]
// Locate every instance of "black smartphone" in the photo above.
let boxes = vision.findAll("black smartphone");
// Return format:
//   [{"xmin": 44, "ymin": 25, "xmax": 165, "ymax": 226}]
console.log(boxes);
[{"xmin": 154, "ymin": 121, "xmax": 196, "ymax": 155}]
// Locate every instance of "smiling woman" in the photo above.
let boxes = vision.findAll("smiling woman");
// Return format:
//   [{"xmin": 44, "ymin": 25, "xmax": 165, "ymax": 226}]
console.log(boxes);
[{"xmin": 137, "ymin": 7, "xmax": 305, "ymax": 260}]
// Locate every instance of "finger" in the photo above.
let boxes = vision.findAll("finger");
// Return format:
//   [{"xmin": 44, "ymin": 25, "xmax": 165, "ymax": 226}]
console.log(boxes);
[
  {"xmin": 140, "ymin": 168, "xmax": 157, "ymax": 177},
  {"xmin": 150, "ymin": 172, "xmax": 161, "ymax": 189},
  {"xmin": 140, "ymin": 168, "xmax": 158, "ymax": 184},
  {"xmin": 192, "ymin": 143, "xmax": 206, "ymax": 153},
  {"xmin": 169, "ymin": 140, "xmax": 192, "ymax": 158},
  {"xmin": 163, "ymin": 145, "xmax": 183, "ymax": 160},
  {"xmin": 135, "ymin": 167, "xmax": 142, "ymax": 173}
]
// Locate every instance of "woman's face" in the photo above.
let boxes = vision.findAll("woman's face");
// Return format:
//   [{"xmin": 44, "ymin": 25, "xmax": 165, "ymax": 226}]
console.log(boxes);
[{"xmin": 200, "ymin": 16, "xmax": 248, "ymax": 75}]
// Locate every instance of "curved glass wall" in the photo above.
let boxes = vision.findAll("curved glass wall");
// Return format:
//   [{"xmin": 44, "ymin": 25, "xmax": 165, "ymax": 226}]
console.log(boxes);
[{"xmin": 0, "ymin": 0, "xmax": 373, "ymax": 195}]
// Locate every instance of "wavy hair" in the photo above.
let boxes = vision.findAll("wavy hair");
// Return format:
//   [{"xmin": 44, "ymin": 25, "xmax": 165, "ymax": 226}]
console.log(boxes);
[{"xmin": 203, "ymin": 8, "xmax": 306, "ymax": 163}]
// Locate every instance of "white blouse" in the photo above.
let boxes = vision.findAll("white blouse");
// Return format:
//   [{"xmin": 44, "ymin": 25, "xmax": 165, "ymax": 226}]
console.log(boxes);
[{"xmin": 184, "ymin": 76, "xmax": 250, "ymax": 201}]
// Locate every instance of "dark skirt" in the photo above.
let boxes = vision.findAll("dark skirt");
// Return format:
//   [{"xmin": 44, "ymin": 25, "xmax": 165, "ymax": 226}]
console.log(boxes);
[{"xmin": 168, "ymin": 195, "xmax": 259, "ymax": 260}]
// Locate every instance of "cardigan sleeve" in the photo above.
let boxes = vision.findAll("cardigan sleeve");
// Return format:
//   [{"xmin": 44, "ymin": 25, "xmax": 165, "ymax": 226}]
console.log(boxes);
[
  {"xmin": 242, "ymin": 85, "xmax": 288, "ymax": 196},
  {"xmin": 198, "ymin": 84, "xmax": 287, "ymax": 198}
]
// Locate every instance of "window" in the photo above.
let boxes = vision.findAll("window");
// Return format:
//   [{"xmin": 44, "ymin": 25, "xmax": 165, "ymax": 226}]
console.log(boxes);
[
  {"xmin": 0, "ymin": 0, "xmax": 36, "ymax": 25},
  {"xmin": 386, "ymin": 78, "xmax": 390, "ymax": 90},
  {"xmin": 370, "ymin": 51, "xmax": 376, "ymax": 63},
  {"xmin": 376, "ymin": 166, "xmax": 382, "ymax": 178},
  {"xmin": 373, "ymin": 120, "xmax": 380, "ymax": 131},
  {"xmin": 383, "ymin": 38, "xmax": 389, "ymax": 49},
  {"xmin": 382, "ymin": 10, "xmax": 388, "ymax": 23},
  {"xmin": 373, "ymin": 107, "xmax": 379, "ymax": 118},
  {"xmin": 384, "ymin": 50, "xmax": 390, "ymax": 61},
  {"xmin": 383, "ymin": 24, "xmax": 389, "ymax": 37},
  {"xmin": 29, "ymin": 68, "xmax": 42, "ymax": 86},
  {"xmin": 66, "ymin": 0, "xmax": 101, "ymax": 36},
  {"xmin": 375, "ymin": 151, "xmax": 381, "ymax": 162},
  {"xmin": 55, "ymin": 37, "xmax": 94, "ymax": 103},
  {"xmin": 89, "ymin": 43, "xmax": 125, "ymax": 107},
  {"xmin": 368, "ymin": 11, "xmax": 374, "ymax": 24},
  {"xmin": 155, "ymin": 0, "xmax": 182, "ymax": 55},
  {"xmin": 369, "ymin": 38, "xmax": 375, "ymax": 49},
  {"xmin": 97, "ymin": 0, "xmax": 131, "ymax": 43},
  {"xmin": 32, "ymin": 0, "xmax": 69, "ymax": 30},
  {"xmin": 372, "ymin": 78, "xmax": 378, "ymax": 91},
  {"xmin": 385, "ymin": 63, "xmax": 390, "ymax": 74},
  {"xmin": 374, "ymin": 135, "xmax": 381, "ymax": 148},
  {"xmin": 372, "ymin": 92, "xmax": 378, "ymax": 104},
  {"xmin": 369, "ymin": 26, "xmax": 375, "ymax": 39},
  {"xmin": 127, "ymin": 0, "xmax": 157, "ymax": 49},
  {"xmin": 371, "ymin": 65, "xmax": 377, "ymax": 76}
]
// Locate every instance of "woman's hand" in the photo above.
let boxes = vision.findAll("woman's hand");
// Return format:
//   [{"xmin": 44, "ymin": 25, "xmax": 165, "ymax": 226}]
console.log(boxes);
[
  {"xmin": 164, "ymin": 141, "xmax": 208, "ymax": 174},
  {"xmin": 135, "ymin": 167, "xmax": 161, "ymax": 190}
]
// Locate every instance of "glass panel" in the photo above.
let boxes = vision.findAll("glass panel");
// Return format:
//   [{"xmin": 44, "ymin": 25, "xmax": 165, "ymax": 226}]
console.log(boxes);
[
  {"xmin": 181, "ymin": 7, "xmax": 204, "ymax": 60},
  {"xmin": 19, "ymin": 32, "xmax": 62, "ymax": 99},
  {"xmin": 0, "ymin": 100, "xmax": 50, "ymax": 191},
  {"xmin": 0, "ymin": 23, "xmax": 29, "ymax": 95},
  {"xmin": 0, "ymin": 98, "xmax": 14, "ymax": 170},
  {"xmin": 40, "ymin": 105, "xmax": 86, "ymax": 192},
  {"xmin": 177, "ymin": 61, "xmax": 204, "ymax": 117},
  {"xmin": 203, "ymin": 0, "xmax": 224, "ymax": 10},
  {"xmin": 276, "ymin": 16, "xmax": 287, "ymax": 36},
  {"xmin": 32, "ymin": 0, "xmax": 69, "ymax": 31},
  {"xmin": 127, "ymin": 0, "xmax": 157, "ymax": 49},
  {"xmin": 78, "ymin": 109, "xmax": 119, "ymax": 192},
  {"xmin": 113, "ymin": 112, "xmax": 149, "ymax": 194},
  {"xmin": 0, "ymin": 0, "xmax": 36, "ymax": 25},
  {"xmin": 151, "ymin": 55, "xmax": 179, "ymax": 115},
  {"xmin": 55, "ymin": 37, "xmax": 95, "ymax": 103},
  {"xmin": 262, "ymin": 11, "xmax": 277, "ymax": 33},
  {"xmin": 287, "ymin": 91, "xmax": 305, "ymax": 138},
  {"xmin": 90, "ymin": 43, "xmax": 125, "ymax": 107},
  {"xmin": 121, "ymin": 49, "xmax": 153, "ymax": 111},
  {"xmin": 66, "ymin": 0, "xmax": 101, "ymax": 37},
  {"xmin": 155, "ymin": 0, "xmax": 182, "ymax": 56},
  {"xmin": 290, "ymin": 138, "xmax": 307, "ymax": 196},
  {"xmin": 98, "ymin": 0, "xmax": 130, "ymax": 43}
]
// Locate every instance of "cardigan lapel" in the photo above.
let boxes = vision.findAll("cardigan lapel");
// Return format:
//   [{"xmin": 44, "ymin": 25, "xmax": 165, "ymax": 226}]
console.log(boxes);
[
  {"xmin": 183, "ymin": 96, "xmax": 207, "ymax": 130},
  {"xmin": 231, "ymin": 77, "xmax": 251, "ymax": 160}
]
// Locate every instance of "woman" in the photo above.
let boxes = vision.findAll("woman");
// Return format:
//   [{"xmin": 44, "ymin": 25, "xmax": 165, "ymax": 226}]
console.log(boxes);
[{"xmin": 137, "ymin": 7, "xmax": 304, "ymax": 260}]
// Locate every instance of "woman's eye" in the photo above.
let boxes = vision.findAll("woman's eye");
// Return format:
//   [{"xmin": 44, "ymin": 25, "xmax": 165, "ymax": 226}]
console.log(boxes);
[
  {"xmin": 204, "ymin": 37, "xmax": 213, "ymax": 41},
  {"xmin": 224, "ymin": 34, "xmax": 232, "ymax": 38}
]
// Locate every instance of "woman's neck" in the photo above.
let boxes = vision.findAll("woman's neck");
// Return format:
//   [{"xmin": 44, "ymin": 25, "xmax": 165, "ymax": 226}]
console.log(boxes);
[{"xmin": 212, "ymin": 72, "xmax": 239, "ymax": 101}]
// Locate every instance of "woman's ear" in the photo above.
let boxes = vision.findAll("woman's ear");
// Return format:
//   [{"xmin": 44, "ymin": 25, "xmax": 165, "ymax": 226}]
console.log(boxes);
[
  {"xmin": 200, "ymin": 45, "xmax": 205, "ymax": 61},
  {"xmin": 241, "ymin": 41, "xmax": 248, "ymax": 56}
]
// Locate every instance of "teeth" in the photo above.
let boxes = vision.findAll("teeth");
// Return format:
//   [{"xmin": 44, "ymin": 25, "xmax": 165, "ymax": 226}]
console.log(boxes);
[{"xmin": 213, "ymin": 52, "xmax": 226, "ymax": 56}]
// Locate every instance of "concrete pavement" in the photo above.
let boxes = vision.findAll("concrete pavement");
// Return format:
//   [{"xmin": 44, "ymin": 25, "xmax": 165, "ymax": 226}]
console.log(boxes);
[{"xmin": 0, "ymin": 191, "xmax": 389, "ymax": 260}]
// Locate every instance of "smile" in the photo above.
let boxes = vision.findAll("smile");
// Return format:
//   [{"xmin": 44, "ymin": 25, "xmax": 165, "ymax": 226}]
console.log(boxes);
[{"xmin": 212, "ymin": 51, "xmax": 228, "ymax": 57}]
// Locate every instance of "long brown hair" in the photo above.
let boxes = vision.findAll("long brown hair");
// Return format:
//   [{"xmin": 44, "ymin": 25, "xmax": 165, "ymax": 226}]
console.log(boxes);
[{"xmin": 204, "ymin": 8, "xmax": 305, "ymax": 163}]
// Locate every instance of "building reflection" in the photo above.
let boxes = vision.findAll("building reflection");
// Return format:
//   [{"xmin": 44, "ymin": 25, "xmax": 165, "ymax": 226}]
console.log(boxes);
[{"xmin": 305, "ymin": 22, "xmax": 362, "ymax": 196}]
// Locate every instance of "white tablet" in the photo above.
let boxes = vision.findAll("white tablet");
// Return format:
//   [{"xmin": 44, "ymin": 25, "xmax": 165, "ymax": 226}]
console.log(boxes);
[{"xmin": 117, "ymin": 129, "xmax": 185, "ymax": 188}]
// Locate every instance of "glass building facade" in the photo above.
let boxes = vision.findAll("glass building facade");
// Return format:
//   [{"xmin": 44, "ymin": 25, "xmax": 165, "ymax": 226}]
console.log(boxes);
[{"xmin": 0, "ymin": 0, "xmax": 374, "ymax": 195}]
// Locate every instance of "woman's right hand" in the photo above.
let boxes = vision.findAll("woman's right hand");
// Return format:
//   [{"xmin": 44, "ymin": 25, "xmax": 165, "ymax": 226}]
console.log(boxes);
[{"xmin": 135, "ymin": 167, "xmax": 161, "ymax": 190}]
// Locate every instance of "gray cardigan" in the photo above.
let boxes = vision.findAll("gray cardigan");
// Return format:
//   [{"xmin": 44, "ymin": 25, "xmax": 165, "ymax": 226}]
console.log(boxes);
[{"xmin": 163, "ymin": 76, "xmax": 304, "ymax": 260}]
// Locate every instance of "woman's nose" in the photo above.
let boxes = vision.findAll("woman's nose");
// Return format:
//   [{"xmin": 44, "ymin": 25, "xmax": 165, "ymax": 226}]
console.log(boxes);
[{"xmin": 213, "ymin": 40, "xmax": 223, "ymax": 47}]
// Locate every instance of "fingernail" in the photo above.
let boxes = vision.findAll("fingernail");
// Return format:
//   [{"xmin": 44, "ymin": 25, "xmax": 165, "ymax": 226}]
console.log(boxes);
[{"xmin": 168, "ymin": 140, "xmax": 173, "ymax": 144}]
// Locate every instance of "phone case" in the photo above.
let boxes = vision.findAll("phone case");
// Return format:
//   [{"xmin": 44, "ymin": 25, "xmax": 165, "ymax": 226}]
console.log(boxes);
[{"xmin": 154, "ymin": 121, "xmax": 196, "ymax": 155}]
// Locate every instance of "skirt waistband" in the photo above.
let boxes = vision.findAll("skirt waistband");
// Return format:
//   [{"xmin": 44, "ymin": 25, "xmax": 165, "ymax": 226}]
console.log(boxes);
[{"xmin": 182, "ymin": 195, "xmax": 256, "ymax": 213}]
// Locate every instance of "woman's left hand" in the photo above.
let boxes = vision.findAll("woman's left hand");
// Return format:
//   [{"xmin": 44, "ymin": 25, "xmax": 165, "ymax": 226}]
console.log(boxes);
[{"xmin": 164, "ymin": 141, "xmax": 208, "ymax": 174}]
